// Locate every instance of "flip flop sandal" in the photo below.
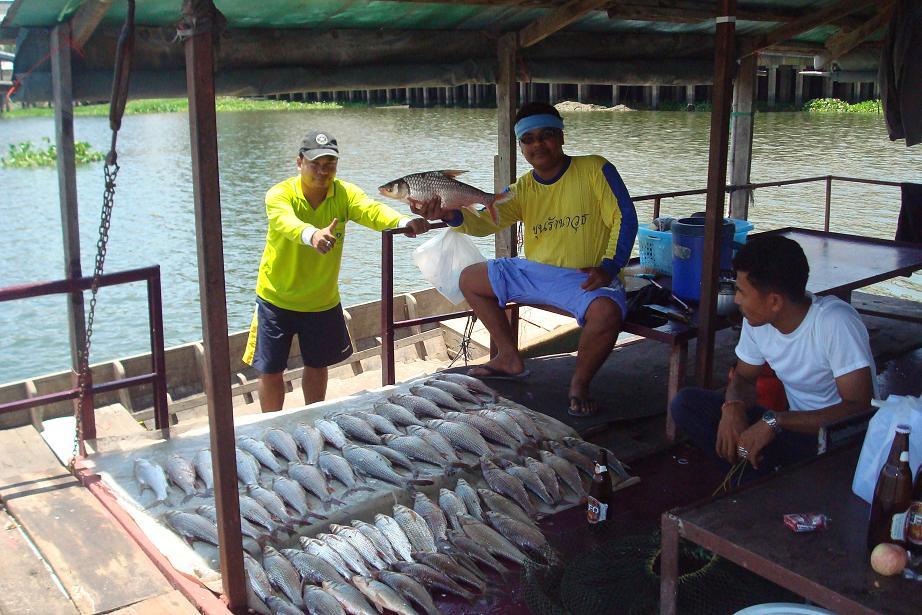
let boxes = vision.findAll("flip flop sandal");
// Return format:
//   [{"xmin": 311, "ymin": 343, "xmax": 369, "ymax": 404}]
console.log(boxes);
[
  {"xmin": 567, "ymin": 395, "xmax": 599, "ymax": 417},
  {"xmin": 467, "ymin": 365, "xmax": 531, "ymax": 381}
]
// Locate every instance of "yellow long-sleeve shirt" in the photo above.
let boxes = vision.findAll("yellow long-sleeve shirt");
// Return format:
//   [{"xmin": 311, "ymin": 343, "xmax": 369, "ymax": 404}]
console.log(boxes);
[
  {"xmin": 255, "ymin": 176, "xmax": 405, "ymax": 312},
  {"xmin": 450, "ymin": 155, "xmax": 638, "ymax": 277}
]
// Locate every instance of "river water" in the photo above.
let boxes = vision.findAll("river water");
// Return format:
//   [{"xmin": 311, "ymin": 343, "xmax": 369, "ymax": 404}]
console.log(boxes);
[{"xmin": 1, "ymin": 107, "xmax": 920, "ymax": 384}]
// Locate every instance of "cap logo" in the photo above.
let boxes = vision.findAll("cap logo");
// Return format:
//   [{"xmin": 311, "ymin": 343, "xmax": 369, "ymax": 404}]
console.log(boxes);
[{"xmin": 315, "ymin": 134, "xmax": 329, "ymax": 145}]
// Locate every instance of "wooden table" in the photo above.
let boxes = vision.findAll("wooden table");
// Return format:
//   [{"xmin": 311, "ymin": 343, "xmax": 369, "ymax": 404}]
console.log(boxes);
[
  {"xmin": 659, "ymin": 444, "xmax": 922, "ymax": 615},
  {"xmin": 624, "ymin": 227, "xmax": 922, "ymax": 440}
]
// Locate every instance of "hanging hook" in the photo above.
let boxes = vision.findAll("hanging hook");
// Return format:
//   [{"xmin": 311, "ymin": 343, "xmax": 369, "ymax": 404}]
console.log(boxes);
[{"xmin": 106, "ymin": 0, "xmax": 136, "ymax": 166}]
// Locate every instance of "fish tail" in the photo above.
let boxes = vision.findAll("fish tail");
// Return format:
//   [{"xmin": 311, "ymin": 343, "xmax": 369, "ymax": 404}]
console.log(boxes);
[{"xmin": 408, "ymin": 478, "xmax": 434, "ymax": 486}]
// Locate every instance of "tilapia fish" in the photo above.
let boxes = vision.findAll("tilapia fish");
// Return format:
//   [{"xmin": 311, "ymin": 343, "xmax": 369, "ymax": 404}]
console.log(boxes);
[
  {"xmin": 378, "ymin": 169, "xmax": 512, "ymax": 224},
  {"xmin": 134, "ymin": 458, "xmax": 169, "ymax": 505},
  {"xmin": 432, "ymin": 372, "xmax": 498, "ymax": 401},
  {"xmin": 351, "ymin": 575, "xmax": 418, "ymax": 615}
]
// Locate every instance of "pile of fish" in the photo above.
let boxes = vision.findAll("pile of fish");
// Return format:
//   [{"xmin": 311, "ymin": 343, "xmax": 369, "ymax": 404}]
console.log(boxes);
[{"xmin": 131, "ymin": 372, "xmax": 633, "ymax": 614}]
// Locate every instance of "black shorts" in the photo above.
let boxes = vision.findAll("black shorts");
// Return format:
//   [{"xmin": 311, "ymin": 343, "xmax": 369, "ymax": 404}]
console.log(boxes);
[{"xmin": 243, "ymin": 298, "xmax": 353, "ymax": 373}]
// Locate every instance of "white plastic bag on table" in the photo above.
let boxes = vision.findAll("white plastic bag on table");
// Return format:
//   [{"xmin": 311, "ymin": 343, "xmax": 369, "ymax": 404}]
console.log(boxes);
[
  {"xmin": 413, "ymin": 228, "xmax": 486, "ymax": 305},
  {"xmin": 852, "ymin": 394, "xmax": 922, "ymax": 503}
]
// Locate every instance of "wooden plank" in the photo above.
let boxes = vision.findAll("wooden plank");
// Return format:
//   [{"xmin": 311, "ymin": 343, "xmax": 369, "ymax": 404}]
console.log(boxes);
[
  {"xmin": 518, "ymin": 0, "xmax": 609, "ymax": 48},
  {"xmin": 823, "ymin": 1, "xmax": 893, "ymax": 64},
  {"xmin": 107, "ymin": 590, "xmax": 199, "ymax": 615},
  {"xmin": 70, "ymin": 0, "xmax": 114, "ymax": 50},
  {"xmin": 0, "ymin": 426, "xmax": 62, "ymax": 484},
  {"xmin": 0, "ymin": 508, "xmax": 78, "ymax": 615},
  {"xmin": 1, "ymin": 471, "xmax": 172, "ymax": 614}
]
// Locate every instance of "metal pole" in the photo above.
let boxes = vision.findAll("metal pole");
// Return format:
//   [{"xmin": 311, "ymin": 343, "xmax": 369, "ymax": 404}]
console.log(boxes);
[
  {"xmin": 696, "ymin": 0, "xmax": 736, "ymax": 389},
  {"xmin": 381, "ymin": 231, "xmax": 396, "ymax": 386},
  {"xmin": 51, "ymin": 23, "xmax": 94, "ymax": 443},
  {"xmin": 181, "ymin": 1, "xmax": 245, "ymax": 610},
  {"xmin": 824, "ymin": 175, "xmax": 832, "ymax": 231},
  {"xmin": 147, "ymin": 268, "xmax": 169, "ymax": 432}
]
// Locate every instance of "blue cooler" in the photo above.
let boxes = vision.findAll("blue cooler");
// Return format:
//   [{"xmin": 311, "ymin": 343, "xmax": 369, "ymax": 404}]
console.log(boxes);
[{"xmin": 671, "ymin": 217, "xmax": 736, "ymax": 302}]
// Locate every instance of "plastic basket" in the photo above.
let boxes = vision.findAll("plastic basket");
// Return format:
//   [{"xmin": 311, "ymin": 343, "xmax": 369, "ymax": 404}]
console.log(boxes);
[{"xmin": 638, "ymin": 219, "xmax": 755, "ymax": 277}]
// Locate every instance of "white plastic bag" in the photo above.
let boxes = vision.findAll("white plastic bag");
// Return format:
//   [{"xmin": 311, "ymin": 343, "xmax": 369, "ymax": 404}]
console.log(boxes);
[
  {"xmin": 852, "ymin": 394, "xmax": 922, "ymax": 503},
  {"xmin": 413, "ymin": 228, "xmax": 486, "ymax": 305}
]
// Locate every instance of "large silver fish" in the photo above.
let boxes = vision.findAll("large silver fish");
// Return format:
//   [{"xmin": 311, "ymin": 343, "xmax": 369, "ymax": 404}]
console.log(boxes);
[
  {"xmin": 372, "ymin": 402, "xmax": 424, "ymax": 427},
  {"xmin": 539, "ymin": 450, "xmax": 585, "ymax": 496},
  {"xmin": 192, "ymin": 449, "xmax": 214, "ymax": 492},
  {"xmin": 393, "ymin": 504, "xmax": 437, "ymax": 554},
  {"xmin": 293, "ymin": 423, "xmax": 325, "ymax": 464},
  {"xmin": 320, "ymin": 533, "xmax": 373, "ymax": 577},
  {"xmin": 424, "ymin": 378, "xmax": 483, "ymax": 405},
  {"xmin": 330, "ymin": 413, "xmax": 382, "ymax": 444},
  {"xmin": 239, "ymin": 494, "xmax": 282, "ymax": 535},
  {"xmin": 453, "ymin": 478, "xmax": 483, "ymax": 521},
  {"xmin": 497, "ymin": 458, "xmax": 554, "ymax": 505},
  {"xmin": 303, "ymin": 585, "xmax": 348, "ymax": 615},
  {"xmin": 273, "ymin": 475, "xmax": 325, "ymax": 520},
  {"xmin": 352, "ymin": 520, "xmax": 400, "ymax": 565},
  {"xmin": 445, "ymin": 531, "xmax": 509, "ymax": 576},
  {"xmin": 331, "ymin": 524, "xmax": 388, "ymax": 571},
  {"xmin": 321, "ymin": 580, "xmax": 379, "ymax": 615},
  {"xmin": 432, "ymin": 372, "xmax": 498, "ymax": 401},
  {"xmin": 351, "ymin": 575, "xmax": 419, "ymax": 615},
  {"xmin": 197, "ymin": 504, "xmax": 268, "ymax": 545},
  {"xmin": 356, "ymin": 411, "xmax": 403, "ymax": 435},
  {"xmin": 238, "ymin": 436, "xmax": 283, "ymax": 473},
  {"xmin": 316, "ymin": 418, "xmax": 350, "ymax": 449},
  {"xmin": 265, "ymin": 596, "xmax": 304, "ymax": 615},
  {"xmin": 413, "ymin": 551, "xmax": 485, "ymax": 593},
  {"xmin": 409, "ymin": 384, "xmax": 467, "ymax": 411},
  {"xmin": 390, "ymin": 561, "xmax": 476, "ymax": 603},
  {"xmin": 373, "ymin": 570, "xmax": 440, "ymax": 615},
  {"xmin": 134, "ymin": 458, "xmax": 169, "ymax": 505},
  {"xmin": 485, "ymin": 510, "xmax": 548, "ymax": 553},
  {"xmin": 163, "ymin": 510, "xmax": 218, "ymax": 546},
  {"xmin": 548, "ymin": 440, "xmax": 595, "ymax": 477},
  {"xmin": 427, "ymin": 419, "xmax": 493, "ymax": 457},
  {"xmin": 388, "ymin": 394, "xmax": 445, "ymax": 419},
  {"xmin": 374, "ymin": 513, "xmax": 415, "ymax": 562},
  {"xmin": 525, "ymin": 456, "xmax": 562, "ymax": 504},
  {"xmin": 263, "ymin": 428, "xmax": 301, "ymax": 463},
  {"xmin": 235, "ymin": 447, "xmax": 262, "ymax": 486},
  {"xmin": 476, "ymin": 408, "xmax": 530, "ymax": 444},
  {"xmin": 243, "ymin": 552, "xmax": 274, "ymax": 607},
  {"xmin": 342, "ymin": 443, "xmax": 420, "ymax": 488},
  {"xmin": 413, "ymin": 491, "xmax": 448, "ymax": 541},
  {"xmin": 438, "ymin": 488, "xmax": 468, "ymax": 531},
  {"xmin": 263, "ymin": 545, "xmax": 305, "ymax": 607},
  {"xmin": 281, "ymin": 548, "xmax": 346, "ymax": 584},
  {"xmin": 380, "ymin": 433, "xmax": 452, "ymax": 468},
  {"xmin": 378, "ymin": 169, "xmax": 512, "ymax": 225},
  {"xmin": 247, "ymin": 484, "xmax": 294, "ymax": 526},
  {"xmin": 444, "ymin": 411, "xmax": 519, "ymax": 449},
  {"xmin": 477, "ymin": 488, "xmax": 539, "ymax": 530},
  {"xmin": 457, "ymin": 514, "xmax": 527, "ymax": 564},
  {"xmin": 366, "ymin": 444, "xmax": 417, "ymax": 474},
  {"xmin": 301, "ymin": 536, "xmax": 354, "ymax": 579},
  {"xmin": 501, "ymin": 406, "xmax": 545, "ymax": 441},
  {"xmin": 561, "ymin": 436, "xmax": 631, "ymax": 481},
  {"xmin": 288, "ymin": 461, "xmax": 343, "ymax": 510},
  {"xmin": 319, "ymin": 451, "xmax": 369, "ymax": 492},
  {"xmin": 165, "ymin": 454, "xmax": 199, "ymax": 499},
  {"xmin": 404, "ymin": 426, "xmax": 460, "ymax": 462}
]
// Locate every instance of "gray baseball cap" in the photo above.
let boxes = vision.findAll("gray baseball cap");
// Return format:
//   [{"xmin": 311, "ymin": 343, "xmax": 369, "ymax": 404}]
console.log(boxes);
[{"xmin": 299, "ymin": 130, "xmax": 339, "ymax": 160}]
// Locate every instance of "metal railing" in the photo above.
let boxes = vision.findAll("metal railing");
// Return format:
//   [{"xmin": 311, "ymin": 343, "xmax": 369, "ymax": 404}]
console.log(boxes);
[
  {"xmin": 0, "ymin": 266, "xmax": 169, "ymax": 436},
  {"xmin": 379, "ymin": 175, "xmax": 905, "ymax": 386}
]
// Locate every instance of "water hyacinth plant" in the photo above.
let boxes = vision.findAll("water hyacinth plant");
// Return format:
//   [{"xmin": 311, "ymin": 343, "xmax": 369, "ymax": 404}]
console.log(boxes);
[{"xmin": 1, "ymin": 137, "xmax": 105, "ymax": 168}]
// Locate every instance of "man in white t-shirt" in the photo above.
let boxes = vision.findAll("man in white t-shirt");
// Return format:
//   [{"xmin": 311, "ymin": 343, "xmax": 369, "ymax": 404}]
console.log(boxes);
[{"xmin": 671, "ymin": 235, "xmax": 876, "ymax": 475}]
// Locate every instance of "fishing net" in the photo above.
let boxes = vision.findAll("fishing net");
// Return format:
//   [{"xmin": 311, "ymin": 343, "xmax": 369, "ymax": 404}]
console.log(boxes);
[{"xmin": 521, "ymin": 521, "xmax": 800, "ymax": 615}]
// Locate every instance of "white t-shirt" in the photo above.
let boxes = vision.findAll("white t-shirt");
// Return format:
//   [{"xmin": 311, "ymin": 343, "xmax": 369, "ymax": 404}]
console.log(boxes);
[{"xmin": 735, "ymin": 295, "xmax": 877, "ymax": 411}]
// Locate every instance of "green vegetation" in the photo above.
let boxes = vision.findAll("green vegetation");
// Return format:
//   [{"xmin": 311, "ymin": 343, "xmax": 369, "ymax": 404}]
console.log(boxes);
[
  {"xmin": 1, "ymin": 97, "xmax": 343, "ymax": 119},
  {"xmin": 803, "ymin": 98, "xmax": 882, "ymax": 113},
  {"xmin": 1, "ymin": 137, "xmax": 104, "ymax": 168}
]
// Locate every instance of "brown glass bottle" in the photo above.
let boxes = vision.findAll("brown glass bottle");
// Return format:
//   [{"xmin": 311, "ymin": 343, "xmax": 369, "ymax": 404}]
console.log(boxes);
[
  {"xmin": 587, "ymin": 450, "xmax": 612, "ymax": 525},
  {"xmin": 906, "ymin": 462, "xmax": 922, "ymax": 556},
  {"xmin": 866, "ymin": 424, "xmax": 913, "ymax": 550}
]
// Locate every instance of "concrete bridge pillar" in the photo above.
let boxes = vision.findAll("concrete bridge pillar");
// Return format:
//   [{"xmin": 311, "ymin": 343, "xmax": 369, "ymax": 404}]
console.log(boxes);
[
  {"xmin": 767, "ymin": 66, "xmax": 778, "ymax": 107},
  {"xmin": 612, "ymin": 84, "xmax": 621, "ymax": 105},
  {"xmin": 578, "ymin": 84, "xmax": 589, "ymax": 103}
]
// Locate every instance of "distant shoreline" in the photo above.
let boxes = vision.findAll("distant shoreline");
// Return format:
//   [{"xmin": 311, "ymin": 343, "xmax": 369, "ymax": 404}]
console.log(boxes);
[{"xmin": 0, "ymin": 96, "xmax": 884, "ymax": 119}]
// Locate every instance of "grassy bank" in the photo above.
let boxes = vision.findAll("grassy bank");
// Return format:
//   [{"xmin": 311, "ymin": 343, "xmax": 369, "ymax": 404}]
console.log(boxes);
[
  {"xmin": 656, "ymin": 98, "xmax": 882, "ymax": 113},
  {"xmin": 2, "ymin": 97, "xmax": 342, "ymax": 119}
]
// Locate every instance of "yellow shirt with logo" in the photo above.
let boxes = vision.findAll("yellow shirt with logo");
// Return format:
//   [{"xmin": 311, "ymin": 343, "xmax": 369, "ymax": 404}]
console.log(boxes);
[
  {"xmin": 451, "ymin": 155, "xmax": 637, "ymax": 278},
  {"xmin": 256, "ymin": 175, "xmax": 405, "ymax": 312}
]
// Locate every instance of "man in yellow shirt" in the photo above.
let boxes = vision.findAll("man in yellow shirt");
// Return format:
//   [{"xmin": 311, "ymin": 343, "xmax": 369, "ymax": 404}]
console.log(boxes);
[
  {"xmin": 413, "ymin": 103, "xmax": 637, "ymax": 417},
  {"xmin": 244, "ymin": 130, "xmax": 429, "ymax": 411}
]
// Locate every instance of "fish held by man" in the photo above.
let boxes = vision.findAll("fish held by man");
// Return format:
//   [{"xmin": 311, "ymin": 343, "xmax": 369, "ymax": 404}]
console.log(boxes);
[{"xmin": 378, "ymin": 170, "xmax": 512, "ymax": 224}]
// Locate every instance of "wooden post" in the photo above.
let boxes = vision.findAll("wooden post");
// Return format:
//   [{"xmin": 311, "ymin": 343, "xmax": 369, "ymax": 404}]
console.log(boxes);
[
  {"xmin": 767, "ymin": 65, "xmax": 777, "ymax": 106},
  {"xmin": 496, "ymin": 33, "xmax": 519, "ymax": 348},
  {"xmin": 182, "ymin": 1, "xmax": 245, "ymax": 610},
  {"xmin": 696, "ymin": 0, "xmax": 737, "ymax": 389},
  {"xmin": 51, "ymin": 23, "xmax": 95, "ymax": 443},
  {"xmin": 729, "ymin": 52, "xmax": 757, "ymax": 219},
  {"xmin": 794, "ymin": 67, "xmax": 804, "ymax": 107}
]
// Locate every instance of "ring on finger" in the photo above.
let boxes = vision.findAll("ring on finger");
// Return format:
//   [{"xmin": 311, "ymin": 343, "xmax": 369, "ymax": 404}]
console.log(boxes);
[{"xmin": 737, "ymin": 445, "xmax": 749, "ymax": 458}]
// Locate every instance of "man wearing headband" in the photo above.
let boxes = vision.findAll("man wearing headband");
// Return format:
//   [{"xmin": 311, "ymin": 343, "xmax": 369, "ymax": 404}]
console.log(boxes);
[
  {"xmin": 244, "ymin": 130, "xmax": 430, "ymax": 411},
  {"xmin": 413, "ymin": 102, "xmax": 638, "ymax": 417}
]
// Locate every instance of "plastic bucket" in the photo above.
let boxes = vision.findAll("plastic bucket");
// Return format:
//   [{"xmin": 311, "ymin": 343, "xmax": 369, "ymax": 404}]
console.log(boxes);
[{"xmin": 671, "ymin": 217, "xmax": 735, "ymax": 302}]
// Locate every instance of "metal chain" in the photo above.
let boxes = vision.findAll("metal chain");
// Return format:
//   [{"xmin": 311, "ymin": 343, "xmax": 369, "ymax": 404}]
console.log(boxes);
[{"xmin": 69, "ymin": 161, "xmax": 119, "ymax": 468}]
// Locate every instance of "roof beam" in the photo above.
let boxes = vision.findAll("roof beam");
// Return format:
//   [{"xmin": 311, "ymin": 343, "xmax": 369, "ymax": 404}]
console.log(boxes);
[
  {"xmin": 738, "ymin": 0, "xmax": 876, "ymax": 59},
  {"xmin": 823, "ymin": 0, "xmax": 892, "ymax": 64},
  {"xmin": 518, "ymin": 0, "xmax": 609, "ymax": 48},
  {"xmin": 70, "ymin": 0, "xmax": 114, "ymax": 50},
  {"xmin": 606, "ymin": 0, "xmax": 800, "ymax": 24}
]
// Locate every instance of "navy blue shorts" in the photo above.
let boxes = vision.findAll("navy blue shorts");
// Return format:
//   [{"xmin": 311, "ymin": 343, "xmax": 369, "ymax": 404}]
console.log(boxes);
[{"xmin": 243, "ymin": 298, "xmax": 353, "ymax": 373}]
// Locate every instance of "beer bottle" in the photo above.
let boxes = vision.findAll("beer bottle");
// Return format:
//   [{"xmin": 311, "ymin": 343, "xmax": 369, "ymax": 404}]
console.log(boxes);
[
  {"xmin": 866, "ymin": 424, "xmax": 913, "ymax": 550},
  {"xmin": 906, "ymin": 462, "xmax": 922, "ymax": 556},
  {"xmin": 587, "ymin": 450, "xmax": 612, "ymax": 525}
]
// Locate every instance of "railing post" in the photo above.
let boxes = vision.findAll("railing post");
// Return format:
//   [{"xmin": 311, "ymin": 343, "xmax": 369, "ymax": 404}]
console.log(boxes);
[
  {"xmin": 381, "ymin": 230, "xmax": 396, "ymax": 386},
  {"xmin": 653, "ymin": 196, "xmax": 662, "ymax": 220},
  {"xmin": 824, "ymin": 175, "xmax": 832, "ymax": 232},
  {"xmin": 147, "ymin": 268, "xmax": 169, "ymax": 433}
]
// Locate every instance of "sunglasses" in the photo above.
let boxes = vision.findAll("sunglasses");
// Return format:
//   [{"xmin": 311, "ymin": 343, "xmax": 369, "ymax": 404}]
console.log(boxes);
[{"xmin": 519, "ymin": 128, "xmax": 559, "ymax": 145}]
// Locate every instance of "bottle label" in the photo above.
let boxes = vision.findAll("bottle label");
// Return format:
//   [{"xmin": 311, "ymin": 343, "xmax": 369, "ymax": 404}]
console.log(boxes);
[
  {"xmin": 907, "ymin": 502, "xmax": 922, "ymax": 546},
  {"xmin": 899, "ymin": 451, "xmax": 910, "ymax": 462},
  {"xmin": 595, "ymin": 463, "xmax": 608, "ymax": 474},
  {"xmin": 587, "ymin": 496, "xmax": 608, "ymax": 524},
  {"xmin": 890, "ymin": 511, "xmax": 908, "ymax": 541}
]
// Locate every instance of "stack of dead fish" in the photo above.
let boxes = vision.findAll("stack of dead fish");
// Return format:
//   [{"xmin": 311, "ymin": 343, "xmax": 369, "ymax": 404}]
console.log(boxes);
[{"xmin": 133, "ymin": 372, "xmax": 634, "ymax": 613}]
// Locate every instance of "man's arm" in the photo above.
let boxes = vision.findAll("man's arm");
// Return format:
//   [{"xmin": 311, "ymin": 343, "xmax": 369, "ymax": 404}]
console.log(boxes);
[{"xmin": 716, "ymin": 359, "xmax": 761, "ymax": 463}]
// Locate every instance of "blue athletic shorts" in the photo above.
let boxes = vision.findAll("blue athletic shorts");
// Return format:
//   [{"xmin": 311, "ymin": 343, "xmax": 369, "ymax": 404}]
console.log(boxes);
[
  {"xmin": 242, "ymin": 298, "xmax": 353, "ymax": 373},
  {"xmin": 486, "ymin": 258, "xmax": 626, "ymax": 326}
]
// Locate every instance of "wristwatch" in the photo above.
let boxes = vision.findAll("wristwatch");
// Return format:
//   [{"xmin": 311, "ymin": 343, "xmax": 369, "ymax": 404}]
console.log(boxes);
[{"xmin": 762, "ymin": 410, "xmax": 783, "ymax": 434}]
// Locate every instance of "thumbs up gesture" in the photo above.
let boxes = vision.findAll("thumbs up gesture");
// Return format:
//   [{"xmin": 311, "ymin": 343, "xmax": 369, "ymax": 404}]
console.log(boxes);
[{"xmin": 311, "ymin": 218, "xmax": 338, "ymax": 254}]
